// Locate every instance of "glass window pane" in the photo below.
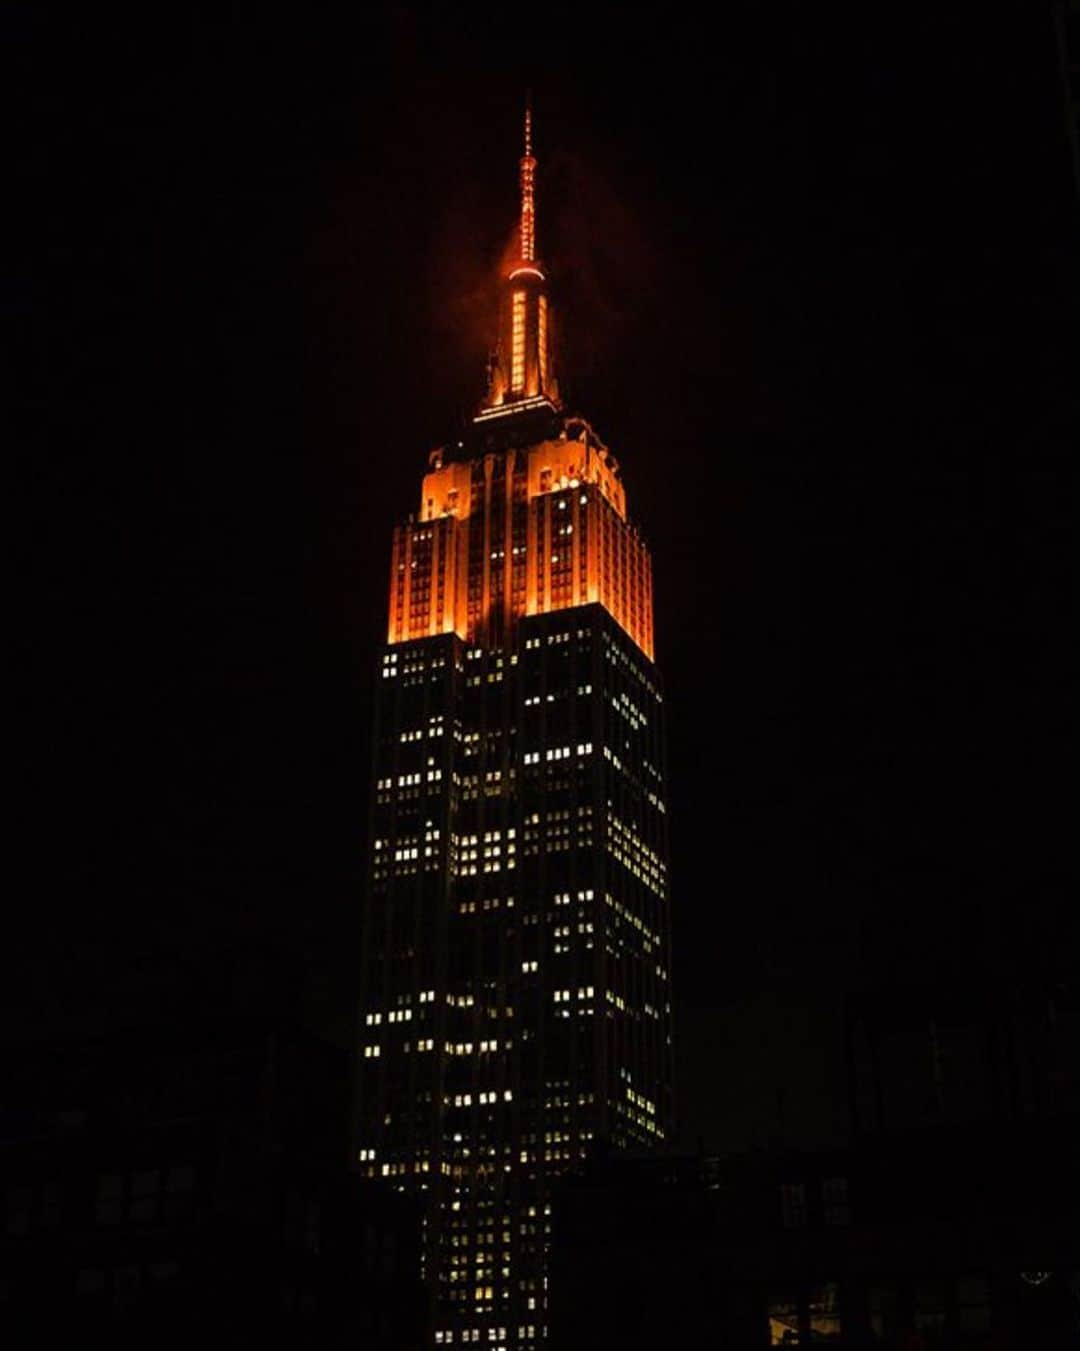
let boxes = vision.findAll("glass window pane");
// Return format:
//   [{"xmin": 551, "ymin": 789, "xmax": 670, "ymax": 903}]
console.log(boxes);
[
  {"xmin": 131, "ymin": 1169, "xmax": 160, "ymax": 1196},
  {"xmin": 808, "ymin": 1282, "xmax": 842, "ymax": 1341},
  {"xmin": 868, "ymin": 1284, "xmax": 897, "ymax": 1341},
  {"xmin": 955, "ymin": 1275, "xmax": 991, "ymax": 1333},
  {"xmin": 914, "ymin": 1281, "xmax": 946, "ymax": 1337},
  {"xmin": 769, "ymin": 1292, "xmax": 800, "ymax": 1345}
]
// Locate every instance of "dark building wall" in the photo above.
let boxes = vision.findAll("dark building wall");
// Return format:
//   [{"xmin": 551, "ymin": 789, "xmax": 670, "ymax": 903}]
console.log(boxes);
[
  {"xmin": 551, "ymin": 1122, "xmax": 1080, "ymax": 1350},
  {"xmin": 553, "ymin": 976, "xmax": 1079, "ymax": 1349},
  {"xmin": 1, "ymin": 1016, "xmax": 422, "ymax": 1347},
  {"xmin": 846, "ymin": 981, "xmax": 1080, "ymax": 1135}
]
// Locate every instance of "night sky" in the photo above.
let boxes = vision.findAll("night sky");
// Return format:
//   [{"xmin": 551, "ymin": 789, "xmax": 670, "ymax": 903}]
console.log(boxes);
[{"xmin": 15, "ymin": 6, "xmax": 1078, "ymax": 1152}]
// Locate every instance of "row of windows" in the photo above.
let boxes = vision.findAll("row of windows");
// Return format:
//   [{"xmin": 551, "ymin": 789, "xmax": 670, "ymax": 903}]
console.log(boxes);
[
  {"xmin": 552, "ymin": 987, "xmax": 594, "ymax": 1003},
  {"xmin": 459, "ymin": 897, "xmax": 515, "ymax": 914},
  {"xmin": 522, "ymin": 684, "xmax": 591, "ymax": 706},
  {"xmin": 375, "ymin": 769, "xmax": 444, "ymax": 789},
  {"xmin": 521, "ymin": 743, "xmax": 592, "ymax": 765},
  {"xmin": 604, "ymin": 892, "xmax": 661, "ymax": 948},
  {"xmin": 767, "ymin": 1275, "xmax": 993, "ymax": 1345},
  {"xmin": 446, "ymin": 1091, "xmax": 514, "ymax": 1108}
]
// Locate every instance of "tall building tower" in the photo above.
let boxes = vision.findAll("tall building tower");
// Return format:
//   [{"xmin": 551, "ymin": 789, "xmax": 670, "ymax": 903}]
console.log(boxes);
[{"xmin": 356, "ymin": 106, "xmax": 674, "ymax": 1349}]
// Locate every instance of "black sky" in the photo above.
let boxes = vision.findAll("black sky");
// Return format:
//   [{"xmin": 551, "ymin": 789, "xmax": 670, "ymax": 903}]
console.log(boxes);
[{"xmin": 14, "ymin": 5, "xmax": 1079, "ymax": 1152}]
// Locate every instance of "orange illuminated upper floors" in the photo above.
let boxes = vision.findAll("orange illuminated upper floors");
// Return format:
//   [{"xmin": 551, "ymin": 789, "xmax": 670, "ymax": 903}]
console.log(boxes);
[{"xmin": 387, "ymin": 421, "xmax": 654, "ymax": 659}]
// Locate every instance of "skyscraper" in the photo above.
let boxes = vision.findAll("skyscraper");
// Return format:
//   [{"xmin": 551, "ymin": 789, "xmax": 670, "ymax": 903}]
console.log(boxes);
[{"xmin": 356, "ymin": 106, "xmax": 673, "ymax": 1349}]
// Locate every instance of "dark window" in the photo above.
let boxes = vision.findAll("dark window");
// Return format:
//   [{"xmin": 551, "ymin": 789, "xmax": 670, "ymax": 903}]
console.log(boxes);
[
  {"xmin": 822, "ymin": 1176, "xmax": 849, "ymax": 1226},
  {"xmin": 780, "ymin": 1182, "xmax": 807, "ymax": 1229}
]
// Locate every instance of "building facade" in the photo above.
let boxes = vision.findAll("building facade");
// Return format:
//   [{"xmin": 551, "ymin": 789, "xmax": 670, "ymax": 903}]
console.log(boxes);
[
  {"xmin": 2, "ymin": 1004, "xmax": 423, "ymax": 1349},
  {"xmin": 356, "ymin": 109, "xmax": 674, "ymax": 1348},
  {"xmin": 551, "ymin": 978, "xmax": 1080, "ymax": 1348},
  {"xmin": 549, "ymin": 1124, "xmax": 1080, "ymax": 1350}
]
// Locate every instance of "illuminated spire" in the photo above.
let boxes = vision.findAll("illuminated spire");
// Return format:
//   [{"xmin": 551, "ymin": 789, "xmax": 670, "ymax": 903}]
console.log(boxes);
[
  {"xmin": 480, "ymin": 98, "xmax": 559, "ymax": 415},
  {"xmin": 519, "ymin": 95, "xmax": 536, "ymax": 263}
]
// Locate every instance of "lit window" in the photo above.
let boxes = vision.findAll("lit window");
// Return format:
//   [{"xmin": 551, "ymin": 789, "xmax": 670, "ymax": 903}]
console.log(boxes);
[
  {"xmin": 768, "ymin": 1292, "xmax": 799, "ymax": 1346},
  {"xmin": 808, "ymin": 1283, "xmax": 842, "ymax": 1341}
]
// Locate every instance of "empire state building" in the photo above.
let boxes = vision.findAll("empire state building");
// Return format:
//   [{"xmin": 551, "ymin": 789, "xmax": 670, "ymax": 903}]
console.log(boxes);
[{"xmin": 356, "ymin": 106, "xmax": 674, "ymax": 1348}]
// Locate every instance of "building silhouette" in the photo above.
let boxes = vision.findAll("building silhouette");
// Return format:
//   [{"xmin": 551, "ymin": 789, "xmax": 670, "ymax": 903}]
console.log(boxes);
[
  {"xmin": 355, "ymin": 106, "xmax": 674, "ymax": 1348},
  {"xmin": 2, "ymin": 947, "xmax": 423, "ymax": 1348},
  {"xmin": 550, "ymin": 978, "xmax": 1080, "ymax": 1349}
]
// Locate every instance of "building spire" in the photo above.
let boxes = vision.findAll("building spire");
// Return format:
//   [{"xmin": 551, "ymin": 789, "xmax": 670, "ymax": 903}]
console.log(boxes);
[
  {"xmin": 519, "ymin": 93, "xmax": 536, "ymax": 264},
  {"xmin": 479, "ymin": 97, "xmax": 558, "ymax": 416}
]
